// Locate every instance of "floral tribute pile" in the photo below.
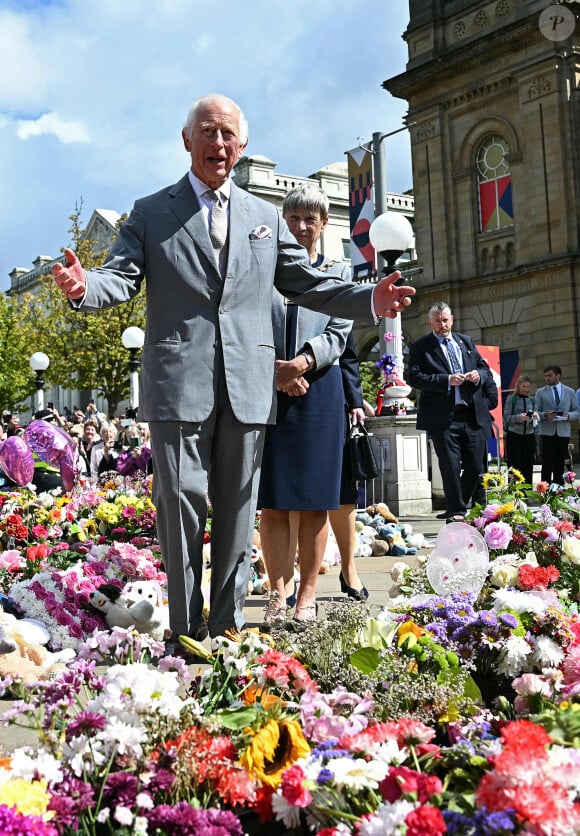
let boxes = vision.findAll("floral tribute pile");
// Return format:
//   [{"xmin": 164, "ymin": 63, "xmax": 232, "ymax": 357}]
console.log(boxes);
[{"xmin": 0, "ymin": 468, "xmax": 579, "ymax": 834}]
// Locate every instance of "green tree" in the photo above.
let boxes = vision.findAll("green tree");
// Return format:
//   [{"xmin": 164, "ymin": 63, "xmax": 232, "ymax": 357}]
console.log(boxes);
[
  {"xmin": 359, "ymin": 360, "xmax": 383, "ymax": 408},
  {"xmin": 17, "ymin": 206, "xmax": 146, "ymax": 416},
  {"xmin": 0, "ymin": 293, "xmax": 36, "ymax": 413}
]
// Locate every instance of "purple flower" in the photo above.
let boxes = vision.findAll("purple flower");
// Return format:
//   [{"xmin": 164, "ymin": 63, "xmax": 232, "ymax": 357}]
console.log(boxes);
[
  {"xmin": 499, "ymin": 612, "xmax": 518, "ymax": 628},
  {"xmin": 147, "ymin": 803, "xmax": 243, "ymax": 835},
  {"xmin": 0, "ymin": 806, "xmax": 58, "ymax": 835},
  {"xmin": 483, "ymin": 521, "xmax": 513, "ymax": 550}
]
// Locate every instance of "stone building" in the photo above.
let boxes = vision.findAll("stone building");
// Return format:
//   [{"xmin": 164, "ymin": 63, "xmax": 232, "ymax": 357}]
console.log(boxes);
[{"xmin": 385, "ymin": 0, "xmax": 580, "ymax": 393}]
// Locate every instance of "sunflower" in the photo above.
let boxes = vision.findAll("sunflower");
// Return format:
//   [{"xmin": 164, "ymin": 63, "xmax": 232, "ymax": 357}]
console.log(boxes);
[{"xmin": 239, "ymin": 718, "xmax": 310, "ymax": 787}]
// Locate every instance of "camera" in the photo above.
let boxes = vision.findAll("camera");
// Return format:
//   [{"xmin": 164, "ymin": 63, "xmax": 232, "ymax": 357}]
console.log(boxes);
[{"xmin": 526, "ymin": 408, "xmax": 534, "ymax": 418}]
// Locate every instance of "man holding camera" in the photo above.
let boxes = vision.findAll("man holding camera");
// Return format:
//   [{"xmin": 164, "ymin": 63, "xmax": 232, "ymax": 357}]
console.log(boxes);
[{"xmin": 535, "ymin": 365, "xmax": 579, "ymax": 485}]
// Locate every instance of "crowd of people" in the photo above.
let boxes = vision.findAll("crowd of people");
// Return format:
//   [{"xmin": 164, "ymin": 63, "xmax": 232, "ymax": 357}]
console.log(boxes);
[{"xmin": 0, "ymin": 402, "xmax": 152, "ymax": 492}]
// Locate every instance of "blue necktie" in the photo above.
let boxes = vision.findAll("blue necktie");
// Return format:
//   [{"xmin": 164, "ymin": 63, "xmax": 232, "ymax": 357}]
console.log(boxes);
[
  {"xmin": 553, "ymin": 386, "xmax": 560, "ymax": 406},
  {"xmin": 444, "ymin": 338, "xmax": 461, "ymax": 374}
]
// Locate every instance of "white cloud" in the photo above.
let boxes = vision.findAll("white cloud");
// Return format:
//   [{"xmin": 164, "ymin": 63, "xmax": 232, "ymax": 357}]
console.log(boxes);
[
  {"xmin": 16, "ymin": 112, "xmax": 90, "ymax": 144},
  {"xmin": 0, "ymin": 0, "xmax": 412, "ymax": 291},
  {"xmin": 0, "ymin": 10, "xmax": 51, "ymax": 107}
]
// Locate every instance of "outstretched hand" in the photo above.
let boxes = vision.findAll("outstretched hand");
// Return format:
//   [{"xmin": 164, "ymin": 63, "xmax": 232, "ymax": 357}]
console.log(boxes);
[
  {"xmin": 51, "ymin": 248, "xmax": 87, "ymax": 300},
  {"xmin": 373, "ymin": 270, "xmax": 415, "ymax": 319}
]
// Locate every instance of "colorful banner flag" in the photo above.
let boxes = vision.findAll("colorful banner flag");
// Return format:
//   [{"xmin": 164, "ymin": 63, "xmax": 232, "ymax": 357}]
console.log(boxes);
[{"xmin": 345, "ymin": 146, "xmax": 375, "ymax": 279}]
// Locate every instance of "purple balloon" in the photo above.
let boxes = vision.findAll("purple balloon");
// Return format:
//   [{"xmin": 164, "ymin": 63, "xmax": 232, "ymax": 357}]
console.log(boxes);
[
  {"xmin": 59, "ymin": 459, "xmax": 76, "ymax": 492},
  {"xmin": 25, "ymin": 420, "xmax": 75, "ymax": 467},
  {"xmin": 0, "ymin": 437, "xmax": 35, "ymax": 486}
]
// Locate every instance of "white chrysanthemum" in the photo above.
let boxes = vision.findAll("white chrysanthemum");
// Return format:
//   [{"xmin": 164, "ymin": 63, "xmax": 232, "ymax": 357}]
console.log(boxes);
[
  {"xmin": 361, "ymin": 738, "xmax": 406, "ymax": 766},
  {"xmin": 63, "ymin": 733, "xmax": 107, "ymax": 777},
  {"xmin": 114, "ymin": 805, "xmax": 134, "ymax": 826},
  {"xmin": 329, "ymin": 756, "xmax": 389, "ymax": 790},
  {"xmin": 88, "ymin": 663, "xmax": 184, "ymax": 718},
  {"xmin": 534, "ymin": 635, "xmax": 564, "ymax": 668},
  {"xmin": 497, "ymin": 635, "xmax": 533, "ymax": 677},
  {"xmin": 493, "ymin": 588, "xmax": 556, "ymax": 615},
  {"xmin": 358, "ymin": 799, "xmax": 417, "ymax": 835},
  {"xmin": 9, "ymin": 748, "xmax": 63, "ymax": 785},
  {"xmin": 98, "ymin": 717, "xmax": 145, "ymax": 758},
  {"xmin": 271, "ymin": 792, "xmax": 303, "ymax": 828},
  {"xmin": 222, "ymin": 655, "xmax": 248, "ymax": 677}
]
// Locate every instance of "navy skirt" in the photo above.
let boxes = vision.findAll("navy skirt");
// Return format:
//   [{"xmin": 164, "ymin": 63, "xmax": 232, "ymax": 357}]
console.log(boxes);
[{"xmin": 258, "ymin": 363, "xmax": 345, "ymax": 510}]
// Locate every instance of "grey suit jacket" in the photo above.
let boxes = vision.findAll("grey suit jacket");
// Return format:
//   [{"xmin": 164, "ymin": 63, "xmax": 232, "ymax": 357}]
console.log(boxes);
[
  {"xmin": 79, "ymin": 175, "xmax": 374, "ymax": 425},
  {"xmin": 271, "ymin": 260, "xmax": 352, "ymax": 366},
  {"xmin": 535, "ymin": 384, "xmax": 579, "ymax": 437}
]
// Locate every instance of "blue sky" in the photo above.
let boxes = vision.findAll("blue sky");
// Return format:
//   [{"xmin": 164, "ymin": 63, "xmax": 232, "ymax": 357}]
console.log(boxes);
[{"xmin": 0, "ymin": 0, "xmax": 412, "ymax": 292}]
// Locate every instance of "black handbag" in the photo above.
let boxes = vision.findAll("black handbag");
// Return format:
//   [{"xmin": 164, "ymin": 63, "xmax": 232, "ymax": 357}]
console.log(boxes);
[{"xmin": 347, "ymin": 422, "xmax": 380, "ymax": 481}]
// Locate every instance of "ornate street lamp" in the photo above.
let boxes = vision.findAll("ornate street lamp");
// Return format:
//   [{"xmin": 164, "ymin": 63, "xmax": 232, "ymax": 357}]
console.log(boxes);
[
  {"xmin": 369, "ymin": 211, "xmax": 414, "ymax": 411},
  {"xmin": 121, "ymin": 327, "xmax": 145, "ymax": 412},
  {"xmin": 29, "ymin": 352, "xmax": 50, "ymax": 413}
]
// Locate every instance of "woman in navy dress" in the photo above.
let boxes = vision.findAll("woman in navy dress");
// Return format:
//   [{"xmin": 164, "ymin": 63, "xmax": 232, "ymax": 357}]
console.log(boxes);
[{"xmin": 259, "ymin": 184, "xmax": 352, "ymax": 625}]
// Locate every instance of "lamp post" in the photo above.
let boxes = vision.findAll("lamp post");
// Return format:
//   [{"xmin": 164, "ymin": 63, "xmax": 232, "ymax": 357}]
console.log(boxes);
[
  {"xmin": 370, "ymin": 210, "xmax": 414, "ymax": 366},
  {"xmin": 121, "ymin": 327, "xmax": 145, "ymax": 412},
  {"xmin": 29, "ymin": 352, "xmax": 50, "ymax": 413}
]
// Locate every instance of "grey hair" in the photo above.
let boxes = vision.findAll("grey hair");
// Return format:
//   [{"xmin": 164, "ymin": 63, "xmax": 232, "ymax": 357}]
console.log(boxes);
[
  {"xmin": 282, "ymin": 183, "xmax": 329, "ymax": 220},
  {"xmin": 183, "ymin": 94, "xmax": 248, "ymax": 145},
  {"xmin": 428, "ymin": 301, "xmax": 452, "ymax": 318}
]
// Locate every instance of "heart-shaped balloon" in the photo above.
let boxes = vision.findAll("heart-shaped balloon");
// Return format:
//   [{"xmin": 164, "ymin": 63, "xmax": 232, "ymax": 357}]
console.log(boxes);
[
  {"xmin": 0, "ymin": 436, "xmax": 35, "ymax": 486},
  {"xmin": 59, "ymin": 458, "xmax": 77, "ymax": 492},
  {"xmin": 426, "ymin": 522, "xmax": 489, "ymax": 597},
  {"xmin": 25, "ymin": 420, "xmax": 76, "ymax": 467}
]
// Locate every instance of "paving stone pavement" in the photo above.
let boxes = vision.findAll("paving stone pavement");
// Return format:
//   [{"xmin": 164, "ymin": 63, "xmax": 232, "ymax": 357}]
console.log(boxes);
[{"xmin": 0, "ymin": 512, "xmax": 446, "ymax": 754}]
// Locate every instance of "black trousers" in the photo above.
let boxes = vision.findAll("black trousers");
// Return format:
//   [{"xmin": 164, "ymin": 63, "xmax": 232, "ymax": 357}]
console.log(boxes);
[
  {"xmin": 540, "ymin": 434, "xmax": 570, "ymax": 485},
  {"xmin": 431, "ymin": 406, "xmax": 486, "ymax": 515},
  {"xmin": 505, "ymin": 430, "xmax": 535, "ymax": 485}
]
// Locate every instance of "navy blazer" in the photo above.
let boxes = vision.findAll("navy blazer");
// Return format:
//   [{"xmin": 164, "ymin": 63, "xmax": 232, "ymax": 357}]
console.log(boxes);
[{"xmin": 408, "ymin": 331, "xmax": 493, "ymax": 433}]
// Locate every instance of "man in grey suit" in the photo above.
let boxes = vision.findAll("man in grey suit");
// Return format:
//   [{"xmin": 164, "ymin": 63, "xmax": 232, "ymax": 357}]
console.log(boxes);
[
  {"xmin": 52, "ymin": 93, "xmax": 415, "ymax": 652},
  {"xmin": 535, "ymin": 365, "xmax": 579, "ymax": 484}
]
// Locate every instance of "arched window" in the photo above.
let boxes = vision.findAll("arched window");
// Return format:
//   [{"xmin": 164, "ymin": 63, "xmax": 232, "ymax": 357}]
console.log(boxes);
[{"xmin": 477, "ymin": 134, "xmax": 513, "ymax": 233}]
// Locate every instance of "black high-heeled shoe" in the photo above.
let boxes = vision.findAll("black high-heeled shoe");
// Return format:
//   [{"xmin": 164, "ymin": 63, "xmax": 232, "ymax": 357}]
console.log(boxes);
[{"xmin": 339, "ymin": 571, "xmax": 369, "ymax": 602}]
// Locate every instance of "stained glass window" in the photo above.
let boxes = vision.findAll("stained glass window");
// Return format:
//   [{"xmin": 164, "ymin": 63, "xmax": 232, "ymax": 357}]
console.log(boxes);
[{"xmin": 477, "ymin": 135, "xmax": 513, "ymax": 233}]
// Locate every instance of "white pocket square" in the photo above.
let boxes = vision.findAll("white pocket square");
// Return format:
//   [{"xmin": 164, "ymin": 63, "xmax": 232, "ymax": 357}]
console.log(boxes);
[{"xmin": 249, "ymin": 225, "xmax": 272, "ymax": 240}]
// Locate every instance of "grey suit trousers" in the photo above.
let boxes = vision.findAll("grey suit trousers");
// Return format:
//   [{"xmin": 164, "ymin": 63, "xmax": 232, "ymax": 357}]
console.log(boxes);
[{"xmin": 149, "ymin": 357, "xmax": 265, "ymax": 638}]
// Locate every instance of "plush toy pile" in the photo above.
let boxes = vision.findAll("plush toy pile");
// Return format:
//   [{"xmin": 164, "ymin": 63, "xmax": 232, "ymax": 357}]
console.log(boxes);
[{"xmin": 355, "ymin": 502, "xmax": 425, "ymax": 556}]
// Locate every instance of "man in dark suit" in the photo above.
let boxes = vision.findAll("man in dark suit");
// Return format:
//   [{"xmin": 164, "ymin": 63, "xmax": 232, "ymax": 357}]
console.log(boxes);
[
  {"xmin": 51, "ymin": 93, "xmax": 415, "ymax": 651},
  {"xmin": 408, "ymin": 302, "xmax": 495, "ymax": 519}
]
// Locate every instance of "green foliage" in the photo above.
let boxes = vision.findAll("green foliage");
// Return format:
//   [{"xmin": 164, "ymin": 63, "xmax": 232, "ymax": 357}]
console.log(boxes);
[
  {"xmin": 16, "ymin": 205, "xmax": 145, "ymax": 415},
  {"xmin": 0, "ymin": 293, "xmax": 37, "ymax": 412},
  {"xmin": 359, "ymin": 360, "xmax": 382, "ymax": 407}
]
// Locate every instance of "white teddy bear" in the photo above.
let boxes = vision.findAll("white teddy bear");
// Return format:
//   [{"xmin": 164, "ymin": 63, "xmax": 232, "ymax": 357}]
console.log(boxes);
[{"xmin": 88, "ymin": 582, "xmax": 169, "ymax": 641}]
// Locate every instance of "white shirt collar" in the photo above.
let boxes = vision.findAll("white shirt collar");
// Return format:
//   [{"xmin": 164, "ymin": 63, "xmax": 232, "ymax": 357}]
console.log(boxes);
[{"xmin": 187, "ymin": 170, "xmax": 231, "ymax": 203}]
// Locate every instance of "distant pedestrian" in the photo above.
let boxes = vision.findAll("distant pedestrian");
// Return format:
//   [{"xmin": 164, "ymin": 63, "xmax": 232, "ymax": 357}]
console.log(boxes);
[{"xmin": 535, "ymin": 365, "xmax": 579, "ymax": 484}]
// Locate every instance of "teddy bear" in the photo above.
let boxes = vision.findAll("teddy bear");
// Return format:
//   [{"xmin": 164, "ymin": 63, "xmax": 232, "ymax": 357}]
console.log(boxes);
[
  {"xmin": 0, "ymin": 611, "xmax": 75, "ymax": 686},
  {"xmin": 87, "ymin": 583, "xmax": 168, "ymax": 641},
  {"xmin": 248, "ymin": 547, "xmax": 268, "ymax": 595},
  {"xmin": 123, "ymin": 579, "xmax": 170, "ymax": 639}
]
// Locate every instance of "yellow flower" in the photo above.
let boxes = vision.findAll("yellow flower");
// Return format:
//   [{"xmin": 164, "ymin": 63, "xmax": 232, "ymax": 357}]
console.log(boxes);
[
  {"xmin": 510, "ymin": 468, "xmax": 525, "ymax": 484},
  {"xmin": 239, "ymin": 718, "xmax": 310, "ymax": 787},
  {"xmin": 482, "ymin": 472, "xmax": 505, "ymax": 489},
  {"xmin": 397, "ymin": 620, "xmax": 425, "ymax": 648},
  {"xmin": 497, "ymin": 502, "xmax": 514, "ymax": 516},
  {"xmin": 0, "ymin": 777, "xmax": 54, "ymax": 820}
]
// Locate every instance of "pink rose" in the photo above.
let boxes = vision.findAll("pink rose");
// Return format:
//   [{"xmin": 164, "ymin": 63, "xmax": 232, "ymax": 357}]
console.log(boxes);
[
  {"xmin": 483, "ymin": 521, "xmax": 513, "ymax": 550},
  {"xmin": 0, "ymin": 550, "xmax": 25, "ymax": 570}
]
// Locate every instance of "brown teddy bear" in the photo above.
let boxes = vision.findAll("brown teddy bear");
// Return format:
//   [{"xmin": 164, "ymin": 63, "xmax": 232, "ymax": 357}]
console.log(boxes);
[{"xmin": 0, "ymin": 619, "xmax": 74, "ymax": 686}]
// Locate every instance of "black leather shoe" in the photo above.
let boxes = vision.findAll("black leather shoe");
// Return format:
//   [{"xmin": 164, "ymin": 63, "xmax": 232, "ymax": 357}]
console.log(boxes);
[
  {"xmin": 339, "ymin": 571, "xmax": 369, "ymax": 602},
  {"xmin": 435, "ymin": 511, "xmax": 450, "ymax": 520},
  {"xmin": 159, "ymin": 634, "xmax": 207, "ymax": 664},
  {"xmin": 190, "ymin": 619, "xmax": 209, "ymax": 642}
]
